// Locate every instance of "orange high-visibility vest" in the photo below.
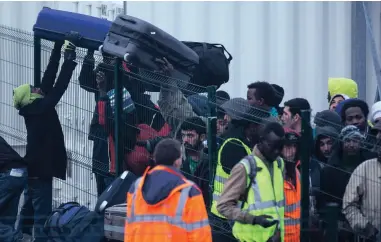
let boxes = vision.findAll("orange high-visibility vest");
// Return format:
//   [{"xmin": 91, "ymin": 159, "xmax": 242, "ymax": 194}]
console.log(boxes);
[
  {"xmin": 124, "ymin": 165, "xmax": 212, "ymax": 242},
  {"xmin": 284, "ymin": 169, "xmax": 301, "ymax": 242}
]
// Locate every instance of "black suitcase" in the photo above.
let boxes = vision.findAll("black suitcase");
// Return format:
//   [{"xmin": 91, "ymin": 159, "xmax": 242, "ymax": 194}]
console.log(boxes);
[
  {"xmin": 95, "ymin": 171, "xmax": 137, "ymax": 214},
  {"xmin": 101, "ymin": 14, "xmax": 199, "ymax": 92}
]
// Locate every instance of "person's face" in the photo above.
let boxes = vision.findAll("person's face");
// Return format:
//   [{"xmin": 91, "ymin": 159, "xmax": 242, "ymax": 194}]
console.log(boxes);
[
  {"xmin": 217, "ymin": 118, "xmax": 228, "ymax": 136},
  {"xmin": 281, "ymin": 144, "xmax": 297, "ymax": 162},
  {"xmin": 281, "ymin": 106, "xmax": 299, "ymax": 129},
  {"xmin": 247, "ymin": 88, "xmax": 261, "ymax": 106},
  {"xmin": 345, "ymin": 107, "xmax": 366, "ymax": 132},
  {"xmin": 329, "ymin": 96, "xmax": 345, "ymax": 111},
  {"xmin": 181, "ymin": 130, "xmax": 204, "ymax": 152},
  {"xmin": 342, "ymin": 137, "xmax": 361, "ymax": 155},
  {"xmin": 319, "ymin": 137, "xmax": 333, "ymax": 158},
  {"xmin": 260, "ymin": 132, "xmax": 284, "ymax": 161}
]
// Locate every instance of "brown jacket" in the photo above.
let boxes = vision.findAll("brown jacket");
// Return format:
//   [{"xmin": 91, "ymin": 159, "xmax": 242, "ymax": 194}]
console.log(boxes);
[{"xmin": 216, "ymin": 146, "xmax": 274, "ymax": 224}]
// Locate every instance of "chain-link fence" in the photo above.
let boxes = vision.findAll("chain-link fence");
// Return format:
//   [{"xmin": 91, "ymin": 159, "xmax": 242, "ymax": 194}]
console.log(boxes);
[{"xmin": 1, "ymin": 23, "xmax": 380, "ymax": 242}]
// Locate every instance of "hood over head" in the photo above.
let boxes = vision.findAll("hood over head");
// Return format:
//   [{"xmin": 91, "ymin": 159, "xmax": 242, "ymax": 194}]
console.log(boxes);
[
  {"xmin": 140, "ymin": 166, "xmax": 200, "ymax": 205},
  {"xmin": 314, "ymin": 110, "xmax": 342, "ymax": 133},
  {"xmin": 13, "ymin": 84, "xmax": 43, "ymax": 110},
  {"xmin": 328, "ymin": 77, "xmax": 358, "ymax": 102},
  {"xmin": 371, "ymin": 101, "xmax": 381, "ymax": 123},
  {"xmin": 314, "ymin": 125, "xmax": 339, "ymax": 162}
]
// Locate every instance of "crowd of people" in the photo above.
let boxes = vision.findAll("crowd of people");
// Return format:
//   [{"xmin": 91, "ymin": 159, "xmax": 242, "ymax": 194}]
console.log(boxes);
[{"xmin": 0, "ymin": 36, "xmax": 381, "ymax": 242}]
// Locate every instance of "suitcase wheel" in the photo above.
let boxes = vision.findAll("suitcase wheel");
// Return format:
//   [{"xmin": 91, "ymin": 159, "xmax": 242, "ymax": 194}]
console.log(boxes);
[{"xmin": 123, "ymin": 53, "xmax": 130, "ymax": 62}]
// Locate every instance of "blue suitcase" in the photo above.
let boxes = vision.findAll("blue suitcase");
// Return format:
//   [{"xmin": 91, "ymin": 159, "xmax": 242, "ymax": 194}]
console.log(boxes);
[{"xmin": 33, "ymin": 7, "xmax": 112, "ymax": 50}]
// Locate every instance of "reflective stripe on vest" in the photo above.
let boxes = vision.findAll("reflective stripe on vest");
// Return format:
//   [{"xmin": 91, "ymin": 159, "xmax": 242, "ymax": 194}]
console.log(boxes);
[
  {"xmin": 210, "ymin": 138, "xmax": 252, "ymax": 217},
  {"xmin": 284, "ymin": 168, "xmax": 301, "ymax": 240},
  {"xmin": 232, "ymin": 154, "xmax": 285, "ymax": 242},
  {"xmin": 127, "ymin": 178, "xmax": 209, "ymax": 231},
  {"xmin": 241, "ymin": 156, "xmax": 285, "ymax": 215}
]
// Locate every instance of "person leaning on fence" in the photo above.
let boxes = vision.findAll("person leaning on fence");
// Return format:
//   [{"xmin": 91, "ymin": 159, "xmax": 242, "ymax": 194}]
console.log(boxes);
[
  {"xmin": 0, "ymin": 135, "xmax": 27, "ymax": 242},
  {"xmin": 12, "ymin": 35, "xmax": 79, "ymax": 242},
  {"xmin": 216, "ymin": 121, "xmax": 286, "ymax": 242},
  {"xmin": 96, "ymin": 66, "xmax": 139, "ymax": 175},
  {"xmin": 78, "ymin": 50, "xmax": 116, "ymax": 196},
  {"xmin": 342, "ymin": 121, "xmax": 381, "ymax": 241},
  {"xmin": 209, "ymin": 98, "xmax": 268, "ymax": 242},
  {"xmin": 124, "ymin": 138, "xmax": 212, "ymax": 242}
]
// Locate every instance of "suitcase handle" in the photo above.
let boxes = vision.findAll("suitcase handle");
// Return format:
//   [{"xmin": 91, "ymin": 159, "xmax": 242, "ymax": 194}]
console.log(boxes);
[
  {"xmin": 210, "ymin": 43, "xmax": 233, "ymax": 62},
  {"xmin": 119, "ymin": 16, "xmax": 137, "ymax": 24}
]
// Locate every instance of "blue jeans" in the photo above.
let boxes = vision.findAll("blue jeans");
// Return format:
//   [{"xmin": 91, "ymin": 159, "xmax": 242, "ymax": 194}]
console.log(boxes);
[
  {"xmin": 28, "ymin": 177, "xmax": 53, "ymax": 242},
  {"xmin": 0, "ymin": 168, "xmax": 27, "ymax": 242}
]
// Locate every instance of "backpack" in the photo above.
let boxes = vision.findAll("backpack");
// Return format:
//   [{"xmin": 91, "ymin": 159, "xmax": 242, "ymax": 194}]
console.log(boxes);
[
  {"xmin": 182, "ymin": 42, "xmax": 233, "ymax": 91},
  {"xmin": 44, "ymin": 202, "xmax": 104, "ymax": 242},
  {"xmin": 241, "ymin": 155, "xmax": 283, "ymax": 208}
]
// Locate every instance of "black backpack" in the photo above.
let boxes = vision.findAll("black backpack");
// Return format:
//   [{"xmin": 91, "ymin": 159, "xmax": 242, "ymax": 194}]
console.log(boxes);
[
  {"xmin": 44, "ymin": 202, "xmax": 104, "ymax": 242},
  {"xmin": 182, "ymin": 42, "xmax": 233, "ymax": 91}
]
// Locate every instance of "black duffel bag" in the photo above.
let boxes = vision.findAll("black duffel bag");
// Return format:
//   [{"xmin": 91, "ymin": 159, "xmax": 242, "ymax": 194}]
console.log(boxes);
[{"xmin": 183, "ymin": 42, "xmax": 233, "ymax": 91}]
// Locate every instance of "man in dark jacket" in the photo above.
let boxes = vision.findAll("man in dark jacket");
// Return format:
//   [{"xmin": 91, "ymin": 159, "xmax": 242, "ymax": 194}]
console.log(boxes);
[
  {"xmin": 78, "ymin": 51, "xmax": 115, "ymax": 196},
  {"xmin": 179, "ymin": 116, "xmax": 210, "ymax": 207},
  {"xmin": 318, "ymin": 125, "xmax": 367, "ymax": 241},
  {"xmin": 0, "ymin": 135, "xmax": 27, "ymax": 242},
  {"xmin": 13, "ymin": 37, "xmax": 78, "ymax": 242},
  {"xmin": 210, "ymin": 98, "xmax": 270, "ymax": 242}
]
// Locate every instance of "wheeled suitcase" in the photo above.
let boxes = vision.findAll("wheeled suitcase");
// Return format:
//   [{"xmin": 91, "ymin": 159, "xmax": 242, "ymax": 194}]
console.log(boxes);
[
  {"xmin": 104, "ymin": 204, "xmax": 126, "ymax": 241},
  {"xmin": 101, "ymin": 14, "xmax": 199, "ymax": 92},
  {"xmin": 95, "ymin": 171, "xmax": 137, "ymax": 214},
  {"xmin": 33, "ymin": 7, "xmax": 112, "ymax": 50}
]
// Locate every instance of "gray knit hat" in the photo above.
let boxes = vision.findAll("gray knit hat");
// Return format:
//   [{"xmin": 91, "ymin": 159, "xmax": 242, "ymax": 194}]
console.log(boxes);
[{"xmin": 340, "ymin": 125, "xmax": 364, "ymax": 141}]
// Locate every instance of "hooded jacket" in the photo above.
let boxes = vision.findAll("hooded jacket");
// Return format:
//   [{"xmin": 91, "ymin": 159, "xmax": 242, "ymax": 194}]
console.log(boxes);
[
  {"xmin": 16, "ymin": 50, "xmax": 77, "ymax": 179},
  {"xmin": 317, "ymin": 140, "xmax": 366, "ymax": 216},
  {"xmin": 328, "ymin": 78, "xmax": 358, "ymax": 102}
]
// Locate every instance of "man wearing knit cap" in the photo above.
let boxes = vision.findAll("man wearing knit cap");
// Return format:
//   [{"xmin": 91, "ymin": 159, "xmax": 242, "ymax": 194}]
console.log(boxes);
[
  {"xmin": 342, "ymin": 122, "xmax": 381, "ymax": 241},
  {"xmin": 318, "ymin": 125, "xmax": 368, "ymax": 241}
]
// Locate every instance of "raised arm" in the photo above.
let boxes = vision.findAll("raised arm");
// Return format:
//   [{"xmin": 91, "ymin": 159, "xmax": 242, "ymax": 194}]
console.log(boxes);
[{"xmin": 40, "ymin": 41, "xmax": 63, "ymax": 94}]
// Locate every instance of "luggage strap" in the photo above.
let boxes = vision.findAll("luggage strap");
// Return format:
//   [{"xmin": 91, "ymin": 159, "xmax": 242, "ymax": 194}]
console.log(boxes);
[{"xmin": 209, "ymin": 43, "xmax": 233, "ymax": 62}]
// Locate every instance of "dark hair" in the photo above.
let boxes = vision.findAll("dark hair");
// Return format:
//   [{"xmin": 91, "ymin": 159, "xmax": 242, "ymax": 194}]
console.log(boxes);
[
  {"xmin": 340, "ymin": 99, "xmax": 369, "ymax": 121},
  {"xmin": 271, "ymin": 84, "xmax": 285, "ymax": 107},
  {"xmin": 259, "ymin": 122, "xmax": 285, "ymax": 138},
  {"xmin": 154, "ymin": 138, "xmax": 182, "ymax": 166},
  {"xmin": 180, "ymin": 117, "xmax": 206, "ymax": 135},
  {"xmin": 284, "ymin": 98, "xmax": 311, "ymax": 116},
  {"xmin": 247, "ymin": 81, "xmax": 275, "ymax": 106}
]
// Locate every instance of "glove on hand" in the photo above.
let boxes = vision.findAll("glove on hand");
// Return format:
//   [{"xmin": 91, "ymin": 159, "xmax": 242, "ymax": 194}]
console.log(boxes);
[{"xmin": 252, "ymin": 215, "xmax": 278, "ymax": 228}]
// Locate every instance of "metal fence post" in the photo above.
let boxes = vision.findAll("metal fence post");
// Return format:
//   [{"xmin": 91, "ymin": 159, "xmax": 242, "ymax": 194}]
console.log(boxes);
[
  {"xmin": 206, "ymin": 85, "xmax": 217, "ymax": 209},
  {"xmin": 33, "ymin": 36, "xmax": 41, "ymax": 87},
  {"xmin": 300, "ymin": 109, "xmax": 312, "ymax": 241},
  {"xmin": 324, "ymin": 203, "xmax": 339, "ymax": 242},
  {"xmin": 114, "ymin": 58, "xmax": 123, "ymax": 176}
]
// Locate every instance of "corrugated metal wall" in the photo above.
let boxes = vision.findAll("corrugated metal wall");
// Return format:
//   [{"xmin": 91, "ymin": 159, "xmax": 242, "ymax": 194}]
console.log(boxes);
[
  {"xmin": 1, "ymin": 1, "xmax": 380, "ymax": 109},
  {"xmin": 0, "ymin": 1, "xmax": 381, "ymax": 207}
]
